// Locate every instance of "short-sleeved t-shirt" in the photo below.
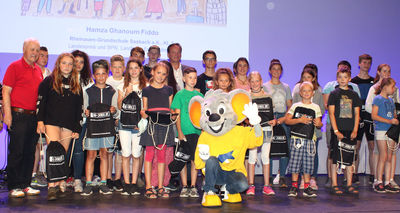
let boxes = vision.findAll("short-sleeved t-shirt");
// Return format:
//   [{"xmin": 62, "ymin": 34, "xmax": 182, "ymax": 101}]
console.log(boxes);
[
  {"xmin": 195, "ymin": 73, "xmax": 214, "ymax": 95},
  {"xmin": 142, "ymin": 85, "xmax": 173, "ymax": 112},
  {"xmin": 171, "ymin": 89, "xmax": 204, "ymax": 135},
  {"xmin": 3, "ymin": 58, "xmax": 43, "ymax": 110},
  {"xmin": 351, "ymin": 76, "xmax": 374, "ymax": 107},
  {"xmin": 373, "ymin": 95, "xmax": 395, "ymax": 131},
  {"xmin": 106, "ymin": 76, "xmax": 124, "ymax": 91},
  {"xmin": 323, "ymin": 81, "xmax": 361, "ymax": 123},
  {"xmin": 328, "ymin": 88, "xmax": 362, "ymax": 131},
  {"xmin": 288, "ymin": 102, "xmax": 322, "ymax": 141},
  {"xmin": 263, "ymin": 81, "xmax": 292, "ymax": 113}
]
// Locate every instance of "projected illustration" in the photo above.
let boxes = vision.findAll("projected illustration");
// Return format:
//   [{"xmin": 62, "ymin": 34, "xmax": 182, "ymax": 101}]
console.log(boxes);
[{"xmin": 20, "ymin": 0, "xmax": 227, "ymax": 25}]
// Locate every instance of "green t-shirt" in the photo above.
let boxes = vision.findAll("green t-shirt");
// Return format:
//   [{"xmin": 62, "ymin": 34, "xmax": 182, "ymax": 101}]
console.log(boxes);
[{"xmin": 171, "ymin": 89, "xmax": 204, "ymax": 135}]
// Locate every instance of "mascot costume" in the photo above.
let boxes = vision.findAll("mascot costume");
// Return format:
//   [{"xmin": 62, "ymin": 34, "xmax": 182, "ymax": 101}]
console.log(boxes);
[{"xmin": 189, "ymin": 89, "xmax": 263, "ymax": 207}]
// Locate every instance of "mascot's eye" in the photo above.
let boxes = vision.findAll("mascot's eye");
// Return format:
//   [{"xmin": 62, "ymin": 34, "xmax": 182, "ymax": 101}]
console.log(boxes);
[
  {"xmin": 218, "ymin": 105, "xmax": 225, "ymax": 115},
  {"xmin": 205, "ymin": 109, "xmax": 211, "ymax": 116}
]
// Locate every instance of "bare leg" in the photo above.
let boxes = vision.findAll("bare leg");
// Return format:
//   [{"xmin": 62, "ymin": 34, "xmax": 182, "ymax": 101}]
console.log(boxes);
[
  {"xmin": 122, "ymin": 156, "xmax": 131, "ymax": 184},
  {"xmin": 376, "ymin": 140, "xmax": 388, "ymax": 182},
  {"xmin": 190, "ymin": 161, "xmax": 198, "ymax": 187},
  {"xmin": 85, "ymin": 150, "xmax": 97, "ymax": 182},
  {"xmin": 331, "ymin": 164, "xmax": 338, "ymax": 186},
  {"xmin": 107, "ymin": 152, "xmax": 113, "ymax": 179},
  {"xmin": 157, "ymin": 163, "xmax": 166, "ymax": 188},
  {"xmin": 367, "ymin": 140, "xmax": 375, "ymax": 177},
  {"xmin": 263, "ymin": 164, "xmax": 270, "ymax": 185},
  {"xmin": 180, "ymin": 164, "xmax": 188, "ymax": 186},
  {"xmin": 144, "ymin": 161, "xmax": 152, "ymax": 189},
  {"xmin": 248, "ymin": 163, "xmax": 255, "ymax": 185},
  {"xmin": 99, "ymin": 148, "xmax": 109, "ymax": 181},
  {"xmin": 131, "ymin": 157, "xmax": 140, "ymax": 184},
  {"xmin": 114, "ymin": 154, "xmax": 122, "ymax": 180}
]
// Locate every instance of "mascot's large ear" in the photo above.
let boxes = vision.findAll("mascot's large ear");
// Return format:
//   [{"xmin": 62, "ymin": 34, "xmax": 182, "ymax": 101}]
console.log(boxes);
[
  {"xmin": 229, "ymin": 89, "xmax": 251, "ymax": 124},
  {"xmin": 189, "ymin": 95, "xmax": 204, "ymax": 129}
]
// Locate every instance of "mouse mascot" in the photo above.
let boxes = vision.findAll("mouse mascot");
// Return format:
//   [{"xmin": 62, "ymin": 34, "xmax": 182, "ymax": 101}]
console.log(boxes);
[{"xmin": 189, "ymin": 89, "xmax": 263, "ymax": 207}]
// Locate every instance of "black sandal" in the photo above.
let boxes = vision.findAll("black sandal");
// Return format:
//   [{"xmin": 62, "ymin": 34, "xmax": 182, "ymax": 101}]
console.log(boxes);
[
  {"xmin": 331, "ymin": 186, "xmax": 343, "ymax": 195},
  {"xmin": 156, "ymin": 187, "xmax": 169, "ymax": 198},
  {"xmin": 145, "ymin": 188, "xmax": 157, "ymax": 199},
  {"xmin": 345, "ymin": 186, "xmax": 359, "ymax": 195}
]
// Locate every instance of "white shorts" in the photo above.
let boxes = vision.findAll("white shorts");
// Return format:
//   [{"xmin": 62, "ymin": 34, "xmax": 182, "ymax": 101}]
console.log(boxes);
[
  {"xmin": 119, "ymin": 129, "xmax": 142, "ymax": 158},
  {"xmin": 375, "ymin": 130, "xmax": 389, "ymax": 141}
]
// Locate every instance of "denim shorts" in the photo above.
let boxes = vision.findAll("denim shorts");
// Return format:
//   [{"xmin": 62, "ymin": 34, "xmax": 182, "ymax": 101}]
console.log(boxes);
[{"xmin": 84, "ymin": 136, "xmax": 115, "ymax": 150}]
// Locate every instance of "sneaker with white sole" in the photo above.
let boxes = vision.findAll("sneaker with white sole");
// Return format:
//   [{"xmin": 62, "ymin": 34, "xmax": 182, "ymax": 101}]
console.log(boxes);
[
  {"xmin": 23, "ymin": 187, "xmax": 40, "ymax": 196},
  {"xmin": 9, "ymin": 189, "xmax": 25, "ymax": 198},
  {"xmin": 303, "ymin": 187, "xmax": 317, "ymax": 198},
  {"xmin": 31, "ymin": 175, "xmax": 47, "ymax": 188},
  {"xmin": 262, "ymin": 185, "xmax": 275, "ymax": 195},
  {"xmin": 81, "ymin": 184, "xmax": 94, "ymax": 196},
  {"xmin": 180, "ymin": 186, "xmax": 190, "ymax": 197},
  {"xmin": 74, "ymin": 179, "xmax": 83, "ymax": 193},
  {"xmin": 99, "ymin": 183, "xmax": 113, "ymax": 195},
  {"xmin": 246, "ymin": 185, "xmax": 255, "ymax": 196},
  {"xmin": 189, "ymin": 186, "xmax": 199, "ymax": 198}
]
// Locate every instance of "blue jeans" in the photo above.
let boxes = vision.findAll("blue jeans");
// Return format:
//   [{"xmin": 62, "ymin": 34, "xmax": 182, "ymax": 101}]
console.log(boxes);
[
  {"xmin": 270, "ymin": 112, "xmax": 290, "ymax": 176},
  {"xmin": 203, "ymin": 157, "xmax": 248, "ymax": 194},
  {"xmin": 72, "ymin": 123, "xmax": 86, "ymax": 179}
]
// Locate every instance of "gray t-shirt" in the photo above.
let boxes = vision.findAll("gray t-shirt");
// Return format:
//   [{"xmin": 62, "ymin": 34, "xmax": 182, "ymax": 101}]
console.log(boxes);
[{"xmin": 263, "ymin": 81, "xmax": 292, "ymax": 113}]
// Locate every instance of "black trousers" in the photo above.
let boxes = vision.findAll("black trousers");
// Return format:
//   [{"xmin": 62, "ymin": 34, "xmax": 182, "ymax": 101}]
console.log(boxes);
[{"xmin": 7, "ymin": 111, "xmax": 39, "ymax": 190}]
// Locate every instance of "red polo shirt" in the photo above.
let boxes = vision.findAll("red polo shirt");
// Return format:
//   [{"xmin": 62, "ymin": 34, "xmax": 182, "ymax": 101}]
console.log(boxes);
[{"xmin": 3, "ymin": 57, "xmax": 43, "ymax": 110}]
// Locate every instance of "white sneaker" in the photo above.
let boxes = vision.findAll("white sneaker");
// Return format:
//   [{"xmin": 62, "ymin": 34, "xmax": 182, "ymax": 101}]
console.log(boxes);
[
  {"xmin": 390, "ymin": 179, "xmax": 400, "ymax": 189},
  {"xmin": 23, "ymin": 187, "xmax": 40, "ymax": 196},
  {"xmin": 9, "ymin": 189, "xmax": 25, "ymax": 198},
  {"xmin": 273, "ymin": 174, "xmax": 280, "ymax": 185},
  {"xmin": 74, "ymin": 179, "xmax": 83, "ymax": 193}
]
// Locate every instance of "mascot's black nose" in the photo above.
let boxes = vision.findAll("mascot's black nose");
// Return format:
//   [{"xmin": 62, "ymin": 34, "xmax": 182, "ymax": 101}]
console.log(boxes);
[{"xmin": 209, "ymin": 113, "xmax": 220, "ymax": 122}]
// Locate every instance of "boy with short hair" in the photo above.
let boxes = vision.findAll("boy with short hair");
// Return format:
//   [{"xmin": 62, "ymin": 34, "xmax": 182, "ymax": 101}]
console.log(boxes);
[
  {"xmin": 285, "ymin": 82, "xmax": 322, "ymax": 197},
  {"xmin": 130, "ymin": 46, "xmax": 145, "ymax": 64},
  {"xmin": 171, "ymin": 67, "xmax": 204, "ymax": 198},
  {"xmin": 105, "ymin": 55, "xmax": 125, "ymax": 191},
  {"xmin": 322, "ymin": 60, "xmax": 361, "ymax": 187},
  {"xmin": 351, "ymin": 54, "xmax": 375, "ymax": 184},
  {"xmin": 81, "ymin": 59, "xmax": 119, "ymax": 196},
  {"xmin": 144, "ymin": 45, "xmax": 161, "ymax": 79},
  {"xmin": 328, "ymin": 67, "xmax": 361, "ymax": 195},
  {"xmin": 195, "ymin": 50, "xmax": 217, "ymax": 95}
]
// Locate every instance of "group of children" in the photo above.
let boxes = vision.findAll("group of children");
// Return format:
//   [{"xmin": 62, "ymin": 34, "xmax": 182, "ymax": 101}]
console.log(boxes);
[{"xmin": 28, "ymin": 45, "xmax": 399, "ymax": 201}]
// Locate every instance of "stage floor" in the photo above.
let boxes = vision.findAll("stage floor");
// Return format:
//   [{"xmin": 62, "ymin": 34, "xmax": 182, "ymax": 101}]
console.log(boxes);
[{"xmin": 1, "ymin": 175, "xmax": 400, "ymax": 213}]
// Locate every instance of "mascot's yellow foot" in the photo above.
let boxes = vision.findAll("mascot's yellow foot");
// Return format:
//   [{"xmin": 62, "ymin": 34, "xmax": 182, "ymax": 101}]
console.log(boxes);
[
  {"xmin": 222, "ymin": 193, "xmax": 242, "ymax": 203},
  {"xmin": 202, "ymin": 191, "xmax": 222, "ymax": 207}
]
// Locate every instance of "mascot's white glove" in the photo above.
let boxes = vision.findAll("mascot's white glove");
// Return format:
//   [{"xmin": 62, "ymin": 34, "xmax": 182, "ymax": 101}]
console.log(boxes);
[
  {"xmin": 242, "ymin": 102, "xmax": 261, "ymax": 126},
  {"xmin": 198, "ymin": 144, "xmax": 210, "ymax": 161}
]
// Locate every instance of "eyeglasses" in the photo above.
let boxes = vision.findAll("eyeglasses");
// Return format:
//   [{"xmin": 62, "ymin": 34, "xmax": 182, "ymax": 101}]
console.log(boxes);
[{"xmin": 204, "ymin": 58, "xmax": 216, "ymax": 62}]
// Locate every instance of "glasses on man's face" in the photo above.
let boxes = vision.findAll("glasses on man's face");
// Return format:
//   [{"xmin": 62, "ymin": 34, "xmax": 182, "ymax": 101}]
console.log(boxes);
[{"xmin": 204, "ymin": 58, "xmax": 216, "ymax": 62}]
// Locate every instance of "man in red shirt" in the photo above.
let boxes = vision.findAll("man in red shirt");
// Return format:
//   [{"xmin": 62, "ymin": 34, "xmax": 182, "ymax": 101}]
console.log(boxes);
[{"xmin": 2, "ymin": 38, "xmax": 43, "ymax": 198}]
